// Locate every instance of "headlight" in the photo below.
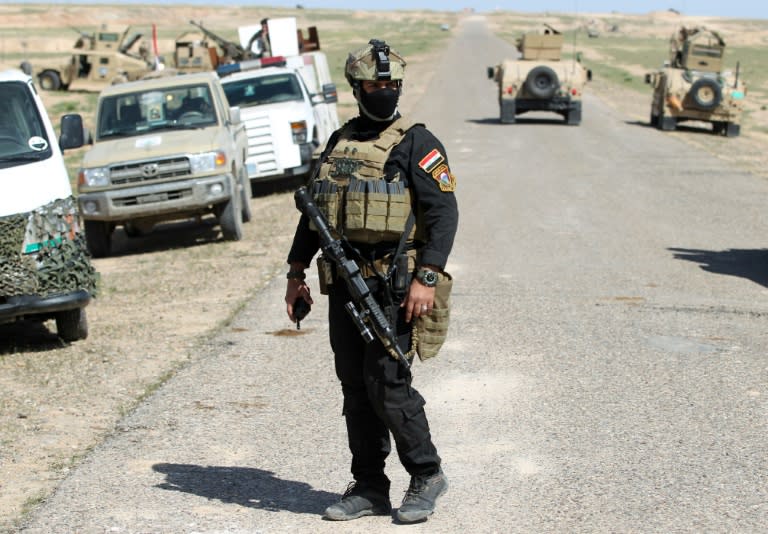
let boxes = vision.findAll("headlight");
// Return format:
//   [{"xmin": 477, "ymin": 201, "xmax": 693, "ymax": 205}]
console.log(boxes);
[
  {"xmin": 189, "ymin": 151, "xmax": 227, "ymax": 173},
  {"xmin": 291, "ymin": 121, "xmax": 308, "ymax": 144},
  {"xmin": 79, "ymin": 167, "xmax": 110, "ymax": 187}
]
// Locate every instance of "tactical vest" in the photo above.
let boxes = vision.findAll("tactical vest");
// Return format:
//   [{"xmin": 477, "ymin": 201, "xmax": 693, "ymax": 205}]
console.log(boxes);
[{"xmin": 310, "ymin": 117, "xmax": 419, "ymax": 244}]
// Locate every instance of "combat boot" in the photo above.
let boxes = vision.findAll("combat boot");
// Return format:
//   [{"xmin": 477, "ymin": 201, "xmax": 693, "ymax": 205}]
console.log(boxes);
[
  {"xmin": 396, "ymin": 469, "xmax": 448, "ymax": 523},
  {"xmin": 324, "ymin": 481, "xmax": 392, "ymax": 521}
]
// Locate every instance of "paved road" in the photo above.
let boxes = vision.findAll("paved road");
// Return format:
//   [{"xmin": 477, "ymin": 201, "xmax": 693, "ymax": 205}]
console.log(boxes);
[{"xmin": 20, "ymin": 16, "xmax": 768, "ymax": 534}]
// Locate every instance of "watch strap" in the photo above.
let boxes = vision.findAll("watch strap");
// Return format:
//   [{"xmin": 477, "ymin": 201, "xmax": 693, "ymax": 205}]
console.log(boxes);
[{"xmin": 286, "ymin": 270, "xmax": 306, "ymax": 280}]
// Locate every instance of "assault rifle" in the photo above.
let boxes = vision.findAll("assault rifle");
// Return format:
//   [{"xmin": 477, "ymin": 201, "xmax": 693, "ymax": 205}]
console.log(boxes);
[{"xmin": 294, "ymin": 186, "xmax": 410, "ymax": 370}]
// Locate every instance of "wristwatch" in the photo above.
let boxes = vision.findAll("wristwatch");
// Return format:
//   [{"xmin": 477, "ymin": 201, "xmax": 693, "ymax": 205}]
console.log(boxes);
[{"xmin": 415, "ymin": 268, "xmax": 439, "ymax": 288}]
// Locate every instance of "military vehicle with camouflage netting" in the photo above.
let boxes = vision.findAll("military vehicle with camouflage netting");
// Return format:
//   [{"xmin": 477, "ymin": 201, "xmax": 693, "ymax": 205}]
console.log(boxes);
[
  {"xmin": 487, "ymin": 24, "xmax": 592, "ymax": 125},
  {"xmin": 21, "ymin": 25, "xmax": 160, "ymax": 92},
  {"xmin": 645, "ymin": 26, "xmax": 746, "ymax": 137},
  {"xmin": 0, "ymin": 69, "xmax": 97, "ymax": 341}
]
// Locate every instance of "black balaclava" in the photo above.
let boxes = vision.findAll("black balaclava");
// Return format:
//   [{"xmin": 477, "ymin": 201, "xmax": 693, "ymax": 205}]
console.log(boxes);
[{"xmin": 357, "ymin": 86, "xmax": 399, "ymax": 122}]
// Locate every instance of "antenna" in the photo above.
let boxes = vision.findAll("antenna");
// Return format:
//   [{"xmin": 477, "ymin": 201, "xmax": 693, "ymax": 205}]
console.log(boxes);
[{"xmin": 571, "ymin": 0, "xmax": 579, "ymax": 75}]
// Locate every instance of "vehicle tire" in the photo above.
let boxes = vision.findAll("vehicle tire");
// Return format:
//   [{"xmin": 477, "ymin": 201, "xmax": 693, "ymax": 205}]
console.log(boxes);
[
  {"xmin": 38, "ymin": 70, "xmax": 62, "ymax": 91},
  {"xmin": 658, "ymin": 106, "xmax": 676, "ymax": 131},
  {"xmin": 219, "ymin": 193, "xmax": 243, "ymax": 242},
  {"xmin": 725, "ymin": 122, "xmax": 740, "ymax": 138},
  {"xmin": 565, "ymin": 103, "xmax": 582, "ymax": 125},
  {"xmin": 525, "ymin": 66, "xmax": 559, "ymax": 99},
  {"xmin": 19, "ymin": 60, "xmax": 32, "ymax": 75},
  {"xmin": 55, "ymin": 308, "xmax": 88, "ymax": 342},
  {"xmin": 239, "ymin": 168, "xmax": 253, "ymax": 223},
  {"xmin": 84, "ymin": 220, "xmax": 112, "ymax": 258},
  {"xmin": 689, "ymin": 78, "xmax": 722, "ymax": 110},
  {"xmin": 500, "ymin": 99, "xmax": 516, "ymax": 123},
  {"xmin": 660, "ymin": 116, "xmax": 677, "ymax": 131},
  {"xmin": 650, "ymin": 113, "xmax": 659, "ymax": 127}
]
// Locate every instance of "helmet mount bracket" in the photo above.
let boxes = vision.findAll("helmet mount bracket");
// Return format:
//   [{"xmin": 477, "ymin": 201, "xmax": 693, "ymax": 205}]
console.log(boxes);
[{"xmin": 369, "ymin": 39, "xmax": 392, "ymax": 80}]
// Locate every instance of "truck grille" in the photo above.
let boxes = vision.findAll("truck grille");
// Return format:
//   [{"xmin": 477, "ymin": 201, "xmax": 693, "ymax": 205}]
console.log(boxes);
[
  {"xmin": 112, "ymin": 188, "xmax": 193, "ymax": 207},
  {"xmin": 244, "ymin": 115, "xmax": 279, "ymax": 175},
  {"xmin": 110, "ymin": 157, "xmax": 191, "ymax": 185}
]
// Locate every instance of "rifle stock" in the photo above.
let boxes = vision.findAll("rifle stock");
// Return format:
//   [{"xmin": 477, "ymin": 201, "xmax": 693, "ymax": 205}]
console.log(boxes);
[{"xmin": 294, "ymin": 186, "xmax": 410, "ymax": 370}]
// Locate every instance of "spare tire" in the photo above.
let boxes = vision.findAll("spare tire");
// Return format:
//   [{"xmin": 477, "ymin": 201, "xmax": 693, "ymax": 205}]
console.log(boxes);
[
  {"xmin": 690, "ymin": 78, "xmax": 722, "ymax": 110},
  {"xmin": 525, "ymin": 66, "xmax": 559, "ymax": 99}
]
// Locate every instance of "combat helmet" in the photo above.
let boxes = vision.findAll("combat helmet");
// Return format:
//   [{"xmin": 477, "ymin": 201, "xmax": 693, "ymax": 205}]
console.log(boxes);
[{"xmin": 345, "ymin": 39, "xmax": 406, "ymax": 88}]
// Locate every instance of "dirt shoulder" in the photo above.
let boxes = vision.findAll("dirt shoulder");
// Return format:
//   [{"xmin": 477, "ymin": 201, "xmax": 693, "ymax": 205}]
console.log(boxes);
[
  {"xmin": 0, "ymin": 9, "xmax": 442, "ymax": 532},
  {"xmin": 2, "ymin": 8, "xmax": 768, "ymax": 533}
]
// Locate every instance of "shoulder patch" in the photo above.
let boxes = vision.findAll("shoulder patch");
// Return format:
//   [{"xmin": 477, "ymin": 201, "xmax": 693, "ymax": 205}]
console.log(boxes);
[
  {"xmin": 418, "ymin": 148, "xmax": 444, "ymax": 173},
  {"xmin": 431, "ymin": 163, "xmax": 456, "ymax": 192}
]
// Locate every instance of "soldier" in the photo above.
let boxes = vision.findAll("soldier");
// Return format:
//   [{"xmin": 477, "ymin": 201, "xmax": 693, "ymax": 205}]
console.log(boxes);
[
  {"xmin": 247, "ymin": 18, "xmax": 271, "ymax": 58},
  {"xmin": 284, "ymin": 39, "xmax": 458, "ymax": 523}
]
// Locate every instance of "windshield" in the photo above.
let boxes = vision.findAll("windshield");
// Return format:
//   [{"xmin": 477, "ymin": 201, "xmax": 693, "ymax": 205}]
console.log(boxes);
[
  {"xmin": 97, "ymin": 82, "xmax": 218, "ymax": 140},
  {"xmin": 223, "ymin": 73, "xmax": 304, "ymax": 107},
  {"xmin": 0, "ymin": 81, "xmax": 53, "ymax": 168}
]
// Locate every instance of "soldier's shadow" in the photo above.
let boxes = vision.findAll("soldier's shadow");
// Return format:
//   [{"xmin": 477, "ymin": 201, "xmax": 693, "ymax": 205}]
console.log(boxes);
[
  {"xmin": 668, "ymin": 247, "xmax": 768, "ymax": 288},
  {"xmin": 152, "ymin": 463, "xmax": 338, "ymax": 514}
]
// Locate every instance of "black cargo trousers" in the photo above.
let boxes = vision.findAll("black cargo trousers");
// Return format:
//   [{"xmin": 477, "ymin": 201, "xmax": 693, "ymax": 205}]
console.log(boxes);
[{"xmin": 327, "ymin": 276, "xmax": 441, "ymax": 492}]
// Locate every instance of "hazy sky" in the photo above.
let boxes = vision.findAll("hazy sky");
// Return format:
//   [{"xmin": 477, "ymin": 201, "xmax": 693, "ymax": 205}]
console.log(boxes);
[
  {"xmin": 34, "ymin": 1, "xmax": 768, "ymax": 20},
  {"xmin": 301, "ymin": 1, "xmax": 764, "ymax": 18}
]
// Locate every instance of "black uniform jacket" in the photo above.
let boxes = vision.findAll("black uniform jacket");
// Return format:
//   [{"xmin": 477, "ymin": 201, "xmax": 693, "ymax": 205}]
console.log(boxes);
[{"xmin": 287, "ymin": 113, "xmax": 459, "ymax": 271}]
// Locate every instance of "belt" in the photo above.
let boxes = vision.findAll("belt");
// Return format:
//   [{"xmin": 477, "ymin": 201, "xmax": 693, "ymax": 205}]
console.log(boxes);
[{"xmin": 349, "ymin": 241, "xmax": 414, "ymax": 261}]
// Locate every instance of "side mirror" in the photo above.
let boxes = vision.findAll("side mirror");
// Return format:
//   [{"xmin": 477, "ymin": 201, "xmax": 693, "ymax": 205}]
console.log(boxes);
[
  {"xmin": 229, "ymin": 106, "xmax": 241, "ymax": 125},
  {"xmin": 59, "ymin": 114, "xmax": 84, "ymax": 150},
  {"xmin": 486, "ymin": 66, "xmax": 494, "ymax": 79},
  {"xmin": 587, "ymin": 69, "xmax": 593, "ymax": 82},
  {"xmin": 644, "ymin": 73, "xmax": 652, "ymax": 84},
  {"xmin": 322, "ymin": 83, "xmax": 338, "ymax": 104}
]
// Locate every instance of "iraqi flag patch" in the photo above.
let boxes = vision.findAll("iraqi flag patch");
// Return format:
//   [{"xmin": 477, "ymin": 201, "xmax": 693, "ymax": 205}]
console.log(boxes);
[
  {"xmin": 431, "ymin": 164, "xmax": 456, "ymax": 192},
  {"xmin": 418, "ymin": 148, "xmax": 444, "ymax": 173}
]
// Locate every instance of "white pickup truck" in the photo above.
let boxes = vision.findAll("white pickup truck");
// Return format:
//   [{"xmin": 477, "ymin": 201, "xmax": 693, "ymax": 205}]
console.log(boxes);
[{"xmin": 218, "ymin": 18, "xmax": 340, "ymax": 191}]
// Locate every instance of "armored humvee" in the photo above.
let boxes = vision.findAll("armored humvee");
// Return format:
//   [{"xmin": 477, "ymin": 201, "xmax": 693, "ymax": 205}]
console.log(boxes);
[
  {"xmin": 645, "ymin": 26, "xmax": 746, "ymax": 137},
  {"xmin": 22, "ymin": 25, "xmax": 157, "ymax": 92},
  {"xmin": 487, "ymin": 25, "xmax": 592, "ymax": 125}
]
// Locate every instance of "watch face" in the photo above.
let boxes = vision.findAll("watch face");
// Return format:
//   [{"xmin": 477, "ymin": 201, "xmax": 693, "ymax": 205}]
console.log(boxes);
[{"xmin": 419, "ymin": 269, "xmax": 438, "ymax": 286}]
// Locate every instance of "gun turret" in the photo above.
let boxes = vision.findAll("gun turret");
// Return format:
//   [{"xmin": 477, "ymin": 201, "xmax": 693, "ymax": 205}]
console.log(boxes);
[
  {"xmin": 189, "ymin": 20, "xmax": 254, "ymax": 62},
  {"xmin": 72, "ymin": 26, "xmax": 94, "ymax": 39},
  {"xmin": 71, "ymin": 27, "xmax": 93, "ymax": 49},
  {"xmin": 669, "ymin": 26, "xmax": 726, "ymax": 73}
]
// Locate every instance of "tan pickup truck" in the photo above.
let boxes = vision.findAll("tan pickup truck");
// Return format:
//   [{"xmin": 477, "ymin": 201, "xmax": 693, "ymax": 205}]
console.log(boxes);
[{"xmin": 77, "ymin": 71, "xmax": 250, "ymax": 257}]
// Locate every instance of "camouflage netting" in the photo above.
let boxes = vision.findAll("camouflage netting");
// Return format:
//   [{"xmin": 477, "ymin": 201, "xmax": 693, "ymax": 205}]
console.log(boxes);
[
  {"xmin": 0, "ymin": 213, "xmax": 39, "ymax": 295},
  {"xmin": 0, "ymin": 196, "xmax": 99, "ymax": 298}
]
